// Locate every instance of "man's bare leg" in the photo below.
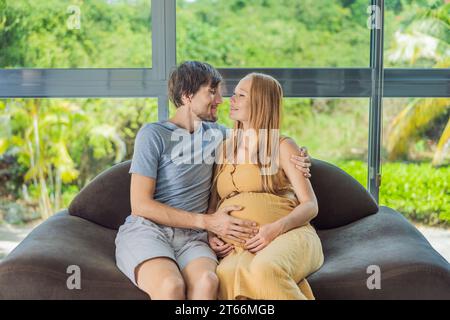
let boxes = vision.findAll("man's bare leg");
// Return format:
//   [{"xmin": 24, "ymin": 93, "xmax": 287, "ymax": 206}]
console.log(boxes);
[
  {"xmin": 135, "ymin": 257, "xmax": 186, "ymax": 300},
  {"xmin": 181, "ymin": 257, "xmax": 219, "ymax": 300}
]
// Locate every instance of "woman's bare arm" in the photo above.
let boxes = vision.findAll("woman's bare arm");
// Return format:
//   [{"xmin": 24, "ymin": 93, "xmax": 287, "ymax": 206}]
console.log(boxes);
[{"xmin": 274, "ymin": 138, "xmax": 318, "ymax": 234}]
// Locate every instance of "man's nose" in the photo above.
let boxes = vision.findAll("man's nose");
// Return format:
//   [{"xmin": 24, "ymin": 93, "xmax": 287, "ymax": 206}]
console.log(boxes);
[{"xmin": 215, "ymin": 94, "xmax": 223, "ymax": 104}]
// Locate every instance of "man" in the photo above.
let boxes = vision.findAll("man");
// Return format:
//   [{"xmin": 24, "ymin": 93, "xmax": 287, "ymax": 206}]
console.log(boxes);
[{"xmin": 115, "ymin": 61, "xmax": 312, "ymax": 300}]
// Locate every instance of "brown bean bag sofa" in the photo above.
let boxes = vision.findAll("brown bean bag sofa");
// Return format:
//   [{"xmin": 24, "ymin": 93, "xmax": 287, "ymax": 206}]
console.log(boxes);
[{"xmin": 0, "ymin": 159, "xmax": 449, "ymax": 299}]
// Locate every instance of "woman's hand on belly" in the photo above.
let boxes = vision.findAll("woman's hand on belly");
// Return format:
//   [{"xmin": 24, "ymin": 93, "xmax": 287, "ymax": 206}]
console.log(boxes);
[
  {"xmin": 244, "ymin": 221, "xmax": 284, "ymax": 253},
  {"xmin": 208, "ymin": 232, "xmax": 235, "ymax": 258}
]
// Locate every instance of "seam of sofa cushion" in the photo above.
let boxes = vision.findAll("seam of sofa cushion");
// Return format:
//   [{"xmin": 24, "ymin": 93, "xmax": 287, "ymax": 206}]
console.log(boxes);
[
  {"xmin": 310, "ymin": 263, "xmax": 450, "ymax": 289},
  {"xmin": 3, "ymin": 264, "xmax": 446, "ymax": 290},
  {"xmin": 0, "ymin": 266, "xmax": 135, "ymax": 288}
]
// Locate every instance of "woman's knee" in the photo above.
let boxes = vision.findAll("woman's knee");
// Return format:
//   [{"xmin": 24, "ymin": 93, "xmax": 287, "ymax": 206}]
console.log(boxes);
[
  {"xmin": 216, "ymin": 262, "xmax": 233, "ymax": 280},
  {"xmin": 249, "ymin": 258, "xmax": 285, "ymax": 281}
]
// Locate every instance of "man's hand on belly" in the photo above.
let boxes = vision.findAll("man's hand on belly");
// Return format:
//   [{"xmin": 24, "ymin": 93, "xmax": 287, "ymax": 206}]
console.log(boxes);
[{"xmin": 204, "ymin": 205, "xmax": 259, "ymax": 243}]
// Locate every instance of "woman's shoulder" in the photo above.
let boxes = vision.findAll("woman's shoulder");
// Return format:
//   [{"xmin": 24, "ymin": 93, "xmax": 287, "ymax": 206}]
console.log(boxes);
[
  {"xmin": 278, "ymin": 136, "xmax": 304, "ymax": 169},
  {"xmin": 279, "ymin": 135, "xmax": 299, "ymax": 153}
]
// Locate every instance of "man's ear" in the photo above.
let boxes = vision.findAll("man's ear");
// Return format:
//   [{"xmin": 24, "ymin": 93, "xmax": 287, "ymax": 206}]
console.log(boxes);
[{"xmin": 181, "ymin": 93, "xmax": 192, "ymax": 106}]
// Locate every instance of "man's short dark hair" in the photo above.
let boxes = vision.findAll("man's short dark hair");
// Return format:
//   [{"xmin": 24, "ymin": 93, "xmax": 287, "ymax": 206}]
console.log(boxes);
[{"xmin": 168, "ymin": 61, "xmax": 223, "ymax": 108}]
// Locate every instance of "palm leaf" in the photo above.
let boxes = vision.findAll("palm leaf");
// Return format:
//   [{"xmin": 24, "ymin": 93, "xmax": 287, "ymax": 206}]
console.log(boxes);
[
  {"xmin": 89, "ymin": 125, "xmax": 127, "ymax": 163},
  {"xmin": 387, "ymin": 3, "xmax": 449, "ymax": 65},
  {"xmin": 386, "ymin": 98, "xmax": 450, "ymax": 160},
  {"xmin": 432, "ymin": 117, "xmax": 450, "ymax": 166},
  {"xmin": 51, "ymin": 141, "xmax": 79, "ymax": 183}
]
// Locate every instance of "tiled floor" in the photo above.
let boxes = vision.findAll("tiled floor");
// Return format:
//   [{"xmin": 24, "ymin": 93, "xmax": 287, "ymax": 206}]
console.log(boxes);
[
  {"xmin": 0, "ymin": 223, "xmax": 35, "ymax": 261},
  {"xmin": 415, "ymin": 224, "xmax": 450, "ymax": 263}
]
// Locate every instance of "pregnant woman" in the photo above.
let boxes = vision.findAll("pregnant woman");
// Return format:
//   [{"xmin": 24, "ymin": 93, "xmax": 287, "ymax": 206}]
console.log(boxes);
[{"xmin": 207, "ymin": 73, "xmax": 324, "ymax": 300}]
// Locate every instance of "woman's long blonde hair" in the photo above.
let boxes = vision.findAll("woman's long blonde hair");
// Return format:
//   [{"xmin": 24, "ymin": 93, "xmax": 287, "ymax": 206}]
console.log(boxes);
[{"xmin": 213, "ymin": 73, "xmax": 288, "ymax": 195}]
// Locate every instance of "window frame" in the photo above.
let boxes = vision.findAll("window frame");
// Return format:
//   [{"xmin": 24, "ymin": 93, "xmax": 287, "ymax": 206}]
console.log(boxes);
[{"xmin": 0, "ymin": 0, "xmax": 448, "ymax": 201}]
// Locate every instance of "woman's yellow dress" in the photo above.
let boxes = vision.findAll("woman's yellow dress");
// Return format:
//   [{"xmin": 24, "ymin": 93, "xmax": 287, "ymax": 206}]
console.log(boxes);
[{"xmin": 215, "ymin": 163, "xmax": 324, "ymax": 300}]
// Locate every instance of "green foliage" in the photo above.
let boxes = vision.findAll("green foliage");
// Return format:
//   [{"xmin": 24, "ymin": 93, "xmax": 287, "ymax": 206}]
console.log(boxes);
[
  {"xmin": 0, "ymin": 0, "xmax": 152, "ymax": 68},
  {"xmin": 177, "ymin": 0, "xmax": 370, "ymax": 67},
  {"xmin": 281, "ymin": 98, "xmax": 369, "ymax": 161},
  {"xmin": 337, "ymin": 160, "xmax": 450, "ymax": 226},
  {"xmin": 1, "ymin": 98, "xmax": 158, "ymax": 217},
  {"xmin": 0, "ymin": 0, "xmax": 448, "ymax": 225}
]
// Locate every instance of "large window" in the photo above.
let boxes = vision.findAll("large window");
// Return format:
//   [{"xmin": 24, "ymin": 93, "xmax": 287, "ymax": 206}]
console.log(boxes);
[
  {"xmin": 384, "ymin": 0, "xmax": 449, "ymax": 68},
  {"xmin": 380, "ymin": 97, "xmax": 450, "ymax": 225},
  {"xmin": 214, "ymin": 97, "xmax": 370, "ymax": 183},
  {"xmin": 0, "ymin": 0, "xmax": 450, "ymax": 218},
  {"xmin": 176, "ymin": 0, "xmax": 370, "ymax": 67},
  {"xmin": 0, "ymin": 98, "xmax": 158, "ymax": 221},
  {"xmin": 0, "ymin": 0, "xmax": 152, "ymax": 68}
]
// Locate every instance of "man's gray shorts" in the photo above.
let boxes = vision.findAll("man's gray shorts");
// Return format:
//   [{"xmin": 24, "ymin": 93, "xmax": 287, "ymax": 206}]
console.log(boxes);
[{"xmin": 115, "ymin": 215, "xmax": 218, "ymax": 286}]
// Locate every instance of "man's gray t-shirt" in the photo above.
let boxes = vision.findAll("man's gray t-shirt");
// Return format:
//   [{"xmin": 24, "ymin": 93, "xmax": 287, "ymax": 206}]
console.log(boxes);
[{"xmin": 129, "ymin": 120, "xmax": 228, "ymax": 214}]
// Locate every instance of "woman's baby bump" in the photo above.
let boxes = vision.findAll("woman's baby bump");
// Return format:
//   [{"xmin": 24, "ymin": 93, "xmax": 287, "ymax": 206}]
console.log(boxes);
[{"xmin": 218, "ymin": 192, "xmax": 297, "ymax": 246}]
